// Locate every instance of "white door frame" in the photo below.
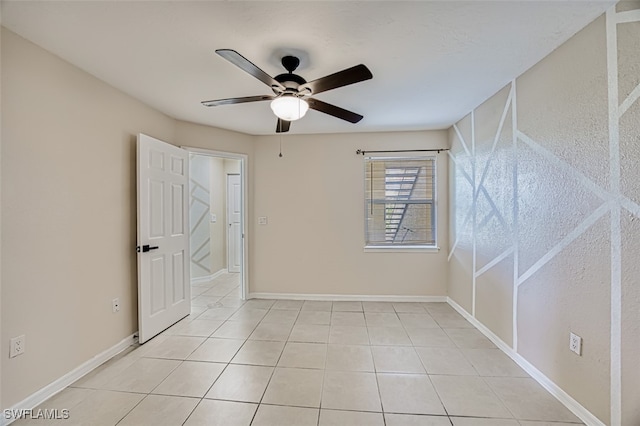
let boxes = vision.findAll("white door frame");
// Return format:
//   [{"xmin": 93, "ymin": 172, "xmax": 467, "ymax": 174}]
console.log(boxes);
[{"xmin": 182, "ymin": 147, "xmax": 248, "ymax": 300}]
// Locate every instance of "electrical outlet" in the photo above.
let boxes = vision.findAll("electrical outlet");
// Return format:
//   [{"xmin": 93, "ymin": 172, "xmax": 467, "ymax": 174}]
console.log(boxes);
[
  {"xmin": 112, "ymin": 298, "xmax": 121, "ymax": 313},
  {"xmin": 258, "ymin": 216, "xmax": 268, "ymax": 225},
  {"xmin": 10, "ymin": 335, "xmax": 26, "ymax": 358},
  {"xmin": 570, "ymin": 332, "xmax": 582, "ymax": 355}
]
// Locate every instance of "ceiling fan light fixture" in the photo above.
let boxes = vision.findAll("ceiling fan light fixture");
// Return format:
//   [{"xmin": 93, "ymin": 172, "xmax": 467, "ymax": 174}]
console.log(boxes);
[{"xmin": 270, "ymin": 96, "xmax": 309, "ymax": 121}]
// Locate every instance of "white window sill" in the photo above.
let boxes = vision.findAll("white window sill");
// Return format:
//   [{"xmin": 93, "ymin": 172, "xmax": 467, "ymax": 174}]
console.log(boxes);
[{"xmin": 364, "ymin": 246, "xmax": 440, "ymax": 253}]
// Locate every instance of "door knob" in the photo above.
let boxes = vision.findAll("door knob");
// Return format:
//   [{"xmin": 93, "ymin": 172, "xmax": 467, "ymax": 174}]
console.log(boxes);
[{"xmin": 137, "ymin": 245, "xmax": 159, "ymax": 253}]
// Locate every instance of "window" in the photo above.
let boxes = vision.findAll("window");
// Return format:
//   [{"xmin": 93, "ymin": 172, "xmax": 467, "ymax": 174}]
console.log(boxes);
[{"xmin": 364, "ymin": 156, "xmax": 436, "ymax": 248}]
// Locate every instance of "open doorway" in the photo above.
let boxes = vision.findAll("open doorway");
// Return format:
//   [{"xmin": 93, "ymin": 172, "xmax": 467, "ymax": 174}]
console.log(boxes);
[{"xmin": 186, "ymin": 148, "xmax": 247, "ymax": 300}]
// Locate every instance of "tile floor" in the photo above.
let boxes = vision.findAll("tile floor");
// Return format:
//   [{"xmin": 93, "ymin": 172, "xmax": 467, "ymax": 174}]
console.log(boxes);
[{"xmin": 17, "ymin": 273, "xmax": 584, "ymax": 425}]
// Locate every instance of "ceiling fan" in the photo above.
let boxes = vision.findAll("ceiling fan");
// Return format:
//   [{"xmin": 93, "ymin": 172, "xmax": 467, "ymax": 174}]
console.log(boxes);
[{"xmin": 202, "ymin": 49, "xmax": 373, "ymax": 133}]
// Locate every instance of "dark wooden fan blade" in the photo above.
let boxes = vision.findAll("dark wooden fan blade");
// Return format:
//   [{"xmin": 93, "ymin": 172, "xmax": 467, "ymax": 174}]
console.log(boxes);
[
  {"xmin": 299, "ymin": 64, "xmax": 372, "ymax": 95},
  {"xmin": 201, "ymin": 95, "xmax": 275, "ymax": 107},
  {"xmin": 307, "ymin": 98, "xmax": 363, "ymax": 123},
  {"xmin": 216, "ymin": 49, "xmax": 284, "ymax": 90},
  {"xmin": 276, "ymin": 118, "xmax": 291, "ymax": 133}
]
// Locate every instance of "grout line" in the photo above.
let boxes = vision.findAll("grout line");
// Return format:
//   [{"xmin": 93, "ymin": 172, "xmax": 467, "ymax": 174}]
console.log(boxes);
[{"xmin": 248, "ymin": 306, "xmax": 301, "ymax": 425}]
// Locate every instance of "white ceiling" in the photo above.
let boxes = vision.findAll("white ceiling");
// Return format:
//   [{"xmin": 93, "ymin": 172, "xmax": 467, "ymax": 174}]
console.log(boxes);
[{"xmin": 1, "ymin": 1, "xmax": 614, "ymax": 135}]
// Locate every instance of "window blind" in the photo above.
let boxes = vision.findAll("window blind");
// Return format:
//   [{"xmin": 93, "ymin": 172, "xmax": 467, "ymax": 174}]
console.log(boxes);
[{"xmin": 364, "ymin": 157, "xmax": 436, "ymax": 246}]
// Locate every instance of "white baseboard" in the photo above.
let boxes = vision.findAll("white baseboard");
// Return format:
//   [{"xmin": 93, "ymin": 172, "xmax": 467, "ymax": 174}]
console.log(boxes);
[
  {"xmin": 248, "ymin": 292, "xmax": 447, "ymax": 303},
  {"xmin": 446, "ymin": 297, "xmax": 606, "ymax": 426},
  {"xmin": 191, "ymin": 268, "xmax": 227, "ymax": 284},
  {"xmin": 1, "ymin": 333, "xmax": 137, "ymax": 426}
]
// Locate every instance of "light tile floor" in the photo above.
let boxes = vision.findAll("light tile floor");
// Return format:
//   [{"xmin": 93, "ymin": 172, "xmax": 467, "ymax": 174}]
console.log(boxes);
[{"xmin": 17, "ymin": 273, "xmax": 584, "ymax": 425}]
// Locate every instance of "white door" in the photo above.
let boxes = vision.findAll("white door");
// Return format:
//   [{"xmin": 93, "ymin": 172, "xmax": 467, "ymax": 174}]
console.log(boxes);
[
  {"xmin": 227, "ymin": 174, "xmax": 242, "ymax": 273},
  {"xmin": 137, "ymin": 134, "xmax": 190, "ymax": 344}
]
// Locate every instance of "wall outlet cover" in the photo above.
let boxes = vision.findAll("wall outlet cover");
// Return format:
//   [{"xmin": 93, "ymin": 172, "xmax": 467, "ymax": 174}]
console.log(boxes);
[
  {"xmin": 10, "ymin": 335, "xmax": 26, "ymax": 358},
  {"xmin": 570, "ymin": 332, "xmax": 582, "ymax": 355}
]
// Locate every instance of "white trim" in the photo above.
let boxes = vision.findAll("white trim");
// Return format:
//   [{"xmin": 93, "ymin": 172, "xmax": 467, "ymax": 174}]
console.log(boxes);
[
  {"xmin": 474, "ymin": 246, "xmax": 514, "ymax": 278},
  {"xmin": 447, "ymin": 148, "xmax": 475, "ymax": 263},
  {"xmin": 475, "ymin": 85, "xmax": 513, "ymax": 195},
  {"xmin": 248, "ymin": 293, "xmax": 447, "ymax": 303},
  {"xmin": 478, "ymin": 186, "xmax": 511, "ymax": 235},
  {"xmin": 181, "ymin": 146, "xmax": 247, "ymax": 160},
  {"xmin": 615, "ymin": 8, "xmax": 640, "ymax": 24},
  {"xmin": 190, "ymin": 268, "xmax": 227, "ymax": 284},
  {"xmin": 447, "ymin": 151, "xmax": 474, "ymax": 187},
  {"xmin": 621, "ymin": 196, "xmax": 640, "ymax": 217},
  {"xmin": 516, "ymin": 202, "xmax": 611, "ymax": 287},
  {"xmin": 364, "ymin": 246, "xmax": 440, "ymax": 253},
  {"xmin": 452, "ymin": 123, "xmax": 472, "ymax": 157},
  {"xmin": 606, "ymin": 7, "xmax": 622, "ymax": 426},
  {"xmin": 447, "ymin": 182, "xmax": 473, "ymax": 262},
  {"xmin": 182, "ymin": 146, "xmax": 249, "ymax": 301},
  {"xmin": 1, "ymin": 334, "xmax": 136, "ymax": 426},
  {"xmin": 471, "ymin": 109, "xmax": 477, "ymax": 317},
  {"xmin": 618, "ymin": 81, "xmax": 640, "ymax": 118},
  {"xmin": 446, "ymin": 298, "xmax": 606, "ymax": 426},
  {"xmin": 517, "ymin": 131, "xmax": 611, "ymax": 202},
  {"xmin": 511, "ymin": 78, "xmax": 519, "ymax": 352}
]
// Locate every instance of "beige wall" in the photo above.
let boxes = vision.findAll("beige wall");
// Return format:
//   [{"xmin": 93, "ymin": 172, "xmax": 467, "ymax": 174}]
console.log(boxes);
[
  {"xmin": 209, "ymin": 157, "xmax": 226, "ymax": 273},
  {"xmin": 447, "ymin": 7, "xmax": 640, "ymax": 425},
  {"xmin": 252, "ymin": 131, "xmax": 449, "ymax": 296},
  {"xmin": 0, "ymin": 29, "xmax": 255, "ymax": 408},
  {"xmin": 0, "ymin": 28, "xmax": 177, "ymax": 407}
]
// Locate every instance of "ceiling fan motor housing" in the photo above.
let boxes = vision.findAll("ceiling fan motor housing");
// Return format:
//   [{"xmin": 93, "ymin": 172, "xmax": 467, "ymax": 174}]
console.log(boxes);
[
  {"xmin": 281, "ymin": 55, "xmax": 300, "ymax": 72},
  {"xmin": 273, "ymin": 56, "xmax": 308, "ymax": 94}
]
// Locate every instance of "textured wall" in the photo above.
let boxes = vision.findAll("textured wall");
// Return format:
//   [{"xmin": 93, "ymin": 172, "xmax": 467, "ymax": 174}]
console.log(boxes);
[
  {"xmin": 188, "ymin": 155, "xmax": 228, "ymax": 278},
  {"xmin": 189, "ymin": 154, "xmax": 212, "ymax": 277},
  {"xmin": 447, "ymin": 6, "xmax": 639, "ymax": 426}
]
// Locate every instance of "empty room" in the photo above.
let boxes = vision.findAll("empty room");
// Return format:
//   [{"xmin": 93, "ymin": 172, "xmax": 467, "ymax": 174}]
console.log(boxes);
[{"xmin": 1, "ymin": 1, "xmax": 638, "ymax": 426}]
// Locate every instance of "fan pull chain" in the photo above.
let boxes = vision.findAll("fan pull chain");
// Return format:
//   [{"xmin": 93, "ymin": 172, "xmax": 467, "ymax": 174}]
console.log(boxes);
[{"xmin": 279, "ymin": 133, "xmax": 283, "ymax": 158}]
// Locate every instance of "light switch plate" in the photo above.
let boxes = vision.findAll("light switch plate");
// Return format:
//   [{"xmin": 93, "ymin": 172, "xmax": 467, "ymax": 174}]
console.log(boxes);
[{"xmin": 258, "ymin": 217, "xmax": 268, "ymax": 225}]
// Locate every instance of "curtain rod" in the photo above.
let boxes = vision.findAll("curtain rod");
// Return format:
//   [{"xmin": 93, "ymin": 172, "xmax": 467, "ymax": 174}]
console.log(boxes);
[{"xmin": 356, "ymin": 148, "xmax": 450, "ymax": 155}]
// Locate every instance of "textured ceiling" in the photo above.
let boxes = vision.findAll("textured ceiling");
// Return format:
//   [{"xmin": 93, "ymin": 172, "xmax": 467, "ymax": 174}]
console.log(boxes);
[{"xmin": 1, "ymin": 1, "xmax": 614, "ymax": 135}]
